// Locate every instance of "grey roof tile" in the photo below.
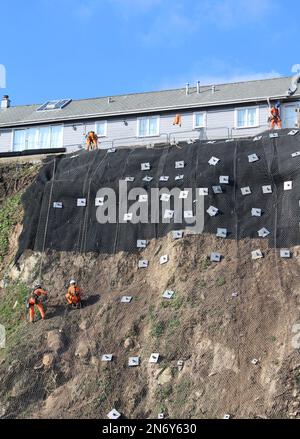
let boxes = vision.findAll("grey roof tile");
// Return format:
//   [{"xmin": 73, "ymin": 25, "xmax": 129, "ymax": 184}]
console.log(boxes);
[{"xmin": 0, "ymin": 76, "xmax": 299, "ymax": 127}]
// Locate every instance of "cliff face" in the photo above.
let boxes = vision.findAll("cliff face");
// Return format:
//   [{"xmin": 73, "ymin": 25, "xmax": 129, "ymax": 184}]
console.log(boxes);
[{"xmin": 1, "ymin": 132, "xmax": 300, "ymax": 419}]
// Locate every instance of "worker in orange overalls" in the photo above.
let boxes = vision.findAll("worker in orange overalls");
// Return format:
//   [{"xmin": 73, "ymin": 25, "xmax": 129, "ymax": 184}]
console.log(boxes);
[
  {"xmin": 173, "ymin": 114, "xmax": 182, "ymax": 127},
  {"xmin": 27, "ymin": 284, "xmax": 48, "ymax": 323},
  {"xmin": 269, "ymin": 101, "xmax": 282, "ymax": 129},
  {"xmin": 65, "ymin": 280, "xmax": 82, "ymax": 309},
  {"xmin": 86, "ymin": 131, "xmax": 98, "ymax": 151}
]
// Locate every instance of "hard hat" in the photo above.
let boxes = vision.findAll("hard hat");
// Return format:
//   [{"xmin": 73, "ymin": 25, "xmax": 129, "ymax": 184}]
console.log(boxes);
[
  {"xmin": 275, "ymin": 101, "xmax": 281, "ymax": 108},
  {"xmin": 70, "ymin": 279, "xmax": 76, "ymax": 285},
  {"xmin": 34, "ymin": 284, "xmax": 41, "ymax": 289}
]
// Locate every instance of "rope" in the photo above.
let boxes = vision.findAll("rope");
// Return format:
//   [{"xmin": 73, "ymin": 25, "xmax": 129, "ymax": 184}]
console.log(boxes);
[
  {"xmin": 111, "ymin": 149, "xmax": 135, "ymax": 257},
  {"xmin": 59, "ymin": 151, "xmax": 99, "ymax": 331},
  {"xmin": 80, "ymin": 150, "xmax": 110, "ymax": 253},
  {"xmin": 233, "ymin": 139, "xmax": 243, "ymax": 413},
  {"xmin": 38, "ymin": 157, "xmax": 56, "ymax": 281}
]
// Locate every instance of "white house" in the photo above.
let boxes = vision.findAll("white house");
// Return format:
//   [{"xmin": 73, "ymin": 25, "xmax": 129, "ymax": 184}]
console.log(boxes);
[{"xmin": 0, "ymin": 76, "xmax": 299, "ymax": 153}]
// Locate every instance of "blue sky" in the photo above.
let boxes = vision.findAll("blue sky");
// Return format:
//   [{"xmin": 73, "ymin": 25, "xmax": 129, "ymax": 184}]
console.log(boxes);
[{"xmin": 0, "ymin": 0, "xmax": 299, "ymax": 105}]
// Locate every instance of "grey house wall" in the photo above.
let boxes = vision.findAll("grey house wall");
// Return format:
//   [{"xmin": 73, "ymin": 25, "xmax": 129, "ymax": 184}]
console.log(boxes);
[
  {"xmin": 62, "ymin": 105, "xmax": 272, "ymax": 151},
  {"xmin": 0, "ymin": 129, "xmax": 12, "ymax": 152},
  {"xmin": 0, "ymin": 102, "xmax": 299, "ymax": 153}
]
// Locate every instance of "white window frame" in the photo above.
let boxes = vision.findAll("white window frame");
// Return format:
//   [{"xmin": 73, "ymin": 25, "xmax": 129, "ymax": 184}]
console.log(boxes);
[
  {"xmin": 12, "ymin": 124, "xmax": 64, "ymax": 151},
  {"xmin": 193, "ymin": 112, "xmax": 207, "ymax": 129},
  {"xmin": 94, "ymin": 120, "xmax": 108, "ymax": 137},
  {"xmin": 137, "ymin": 116, "xmax": 160, "ymax": 138},
  {"xmin": 234, "ymin": 107, "xmax": 260, "ymax": 129},
  {"xmin": 282, "ymin": 104, "xmax": 299, "ymax": 128}
]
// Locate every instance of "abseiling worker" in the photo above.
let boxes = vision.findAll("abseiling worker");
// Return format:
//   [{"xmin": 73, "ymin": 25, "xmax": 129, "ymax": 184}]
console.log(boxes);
[
  {"xmin": 269, "ymin": 101, "xmax": 282, "ymax": 129},
  {"xmin": 173, "ymin": 114, "xmax": 182, "ymax": 127},
  {"xmin": 66, "ymin": 280, "xmax": 82, "ymax": 309},
  {"xmin": 27, "ymin": 284, "xmax": 48, "ymax": 323},
  {"xmin": 86, "ymin": 131, "xmax": 98, "ymax": 151}
]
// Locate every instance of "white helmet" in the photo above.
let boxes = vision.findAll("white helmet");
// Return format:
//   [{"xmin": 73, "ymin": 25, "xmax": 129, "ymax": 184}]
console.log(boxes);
[{"xmin": 69, "ymin": 279, "xmax": 76, "ymax": 285}]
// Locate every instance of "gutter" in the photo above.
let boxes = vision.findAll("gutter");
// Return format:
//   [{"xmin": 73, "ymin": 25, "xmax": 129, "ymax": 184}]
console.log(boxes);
[{"xmin": 0, "ymin": 94, "xmax": 299, "ymax": 129}]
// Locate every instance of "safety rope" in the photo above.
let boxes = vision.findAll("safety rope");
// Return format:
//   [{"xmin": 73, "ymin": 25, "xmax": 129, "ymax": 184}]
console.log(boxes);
[
  {"xmin": 54, "ymin": 149, "xmax": 116, "ymax": 411},
  {"xmin": 58, "ymin": 151, "xmax": 99, "ymax": 331},
  {"xmin": 232, "ymin": 139, "xmax": 243, "ymax": 414},
  {"xmin": 78, "ymin": 148, "xmax": 124, "ymax": 412},
  {"xmin": 80, "ymin": 150, "xmax": 110, "ymax": 253},
  {"xmin": 38, "ymin": 157, "xmax": 57, "ymax": 281},
  {"xmin": 264, "ymin": 136, "xmax": 293, "ymax": 371},
  {"xmin": 111, "ymin": 149, "xmax": 135, "ymax": 258}
]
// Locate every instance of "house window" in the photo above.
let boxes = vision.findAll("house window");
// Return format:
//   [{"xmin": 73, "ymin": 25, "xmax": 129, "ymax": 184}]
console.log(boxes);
[
  {"xmin": 137, "ymin": 116, "xmax": 160, "ymax": 137},
  {"xmin": 50, "ymin": 125, "xmax": 63, "ymax": 147},
  {"xmin": 95, "ymin": 121, "xmax": 107, "ymax": 137},
  {"xmin": 13, "ymin": 129, "xmax": 26, "ymax": 151},
  {"xmin": 236, "ymin": 107, "xmax": 259, "ymax": 128},
  {"xmin": 13, "ymin": 125, "xmax": 63, "ymax": 151},
  {"xmin": 194, "ymin": 112, "xmax": 206, "ymax": 129}
]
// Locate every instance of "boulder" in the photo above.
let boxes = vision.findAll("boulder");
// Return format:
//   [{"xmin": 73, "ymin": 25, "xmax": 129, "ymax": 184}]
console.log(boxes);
[
  {"xmin": 158, "ymin": 367, "xmax": 172, "ymax": 385},
  {"xmin": 124, "ymin": 338, "xmax": 134, "ymax": 350},
  {"xmin": 47, "ymin": 331, "xmax": 62, "ymax": 353},
  {"xmin": 75, "ymin": 341, "xmax": 90, "ymax": 360},
  {"xmin": 42, "ymin": 353, "xmax": 55, "ymax": 368}
]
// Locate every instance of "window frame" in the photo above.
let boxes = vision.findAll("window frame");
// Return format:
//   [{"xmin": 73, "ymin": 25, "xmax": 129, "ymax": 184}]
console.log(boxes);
[
  {"xmin": 12, "ymin": 124, "xmax": 64, "ymax": 151},
  {"xmin": 193, "ymin": 112, "xmax": 207, "ymax": 129},
  {"xmin": 137, "ymin": 116, "xmax": 160, "ymax": 138},
  {"xmin": 36, "ymin": 99, "xmax": 72, "ymax": 112},
  {"xmin": 234, "ymin": 106, "xmax": 260, "ymax": 129},
  {"xmin": 94, "ymin": 120, "xmax": 108, "ymax": 138}
]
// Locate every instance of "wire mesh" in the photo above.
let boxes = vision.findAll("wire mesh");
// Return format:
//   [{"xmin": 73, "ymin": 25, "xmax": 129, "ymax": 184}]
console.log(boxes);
[{"xmin": 2, "ymin": 129, "xmax": 300, "ymax": 419}]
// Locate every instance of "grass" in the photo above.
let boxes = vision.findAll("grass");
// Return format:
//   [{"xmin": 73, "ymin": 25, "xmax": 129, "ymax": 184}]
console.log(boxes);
[
  {"xmin": 200, "ymin": 258, "xmax": 211, "ymax": 270},
  {"xmin": 169, "ymin": 316, "xmax": 180, "ymax": 330},
  {"xmin": 0, "ymin": 281, "xmax": 28, "ymax": 338},
  {"xmin": 216, "ymin": 276, "xmax": 226, "ymax": 287},
  {"xmin": 161, "ymin": 296, "xmax": 184, "ymax": 311},
  {"xmin": 0, "ymin": 193, "xmax": 22, "ymax": 262},
  {"xmin": 149, "ymin": 305, "xmax": 166, "ymax": 338},
  {"xmin": 149, "ymin": 304, "xmax": 156, "ymax": 320},
  {"xmin": 150, "ymin": 294, "xmax": 184, "ymax": 339},
  {"xmin": 174, "ymin": 377, "xmax": 193, "ymax": 407},
  {"xmin": 170, "ymin": 296, "xmax": 184, "ymax": 310},
  {"xmin": 155, "ymin": 383, "xmax": 173, "ymax": 400},
  {"xmin": 151, "ymin": 321, "xmax": 165, "ymax": 338}
]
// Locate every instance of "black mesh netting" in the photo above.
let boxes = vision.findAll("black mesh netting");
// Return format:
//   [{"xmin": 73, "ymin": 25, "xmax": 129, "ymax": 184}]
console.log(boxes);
[{"xmin": 17, "ymin": 129, "xmax": 300, "ymax": 260}]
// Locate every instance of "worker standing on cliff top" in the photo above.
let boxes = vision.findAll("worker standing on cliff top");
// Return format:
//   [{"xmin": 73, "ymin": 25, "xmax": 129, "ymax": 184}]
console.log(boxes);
[
  {"xmin": 26, "ymin": 284, "xmax": 48, "ymax": 323},
  {"xmin": 65, "ymin": 280, "xmax": 82, "ymax": 309},
  {"xmin": 268, "ymin": 101, "xmax": 282, "ymax": 129},
  {"xmin": 86, "ymin": 131, "xmax": 98, "ymax": 151}
]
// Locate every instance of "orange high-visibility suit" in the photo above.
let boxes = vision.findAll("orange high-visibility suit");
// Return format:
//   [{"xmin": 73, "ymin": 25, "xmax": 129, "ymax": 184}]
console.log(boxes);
[
  {"xmin": 270, "ymin": 107, "xmax": 282, "ymax": 129},
  {"xmin": 28, "ymin": 288, "xmax": 47, "ymax": 323},
  {"xmin": 66, "ymin": 285, "xmax": 82, "ymax": 306},
  {"xmin": 173, "ymin": 114, "xmax": 182, "ymax": 127},
  {"xmin": 86, "ymin": 131, "xmax": 98, "ymax": 150}
]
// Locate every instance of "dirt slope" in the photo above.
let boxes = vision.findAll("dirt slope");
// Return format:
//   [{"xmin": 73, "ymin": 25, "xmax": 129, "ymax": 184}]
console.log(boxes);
[{"xmin": 1, "ymin": 154, "xmax": 300, "ymax": 419}]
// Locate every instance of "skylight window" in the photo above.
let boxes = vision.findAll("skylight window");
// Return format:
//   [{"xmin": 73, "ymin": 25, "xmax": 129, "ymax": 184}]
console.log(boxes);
[{"xmin": 36, "ymin": 99, "xmax": 72, "ymax": 112}]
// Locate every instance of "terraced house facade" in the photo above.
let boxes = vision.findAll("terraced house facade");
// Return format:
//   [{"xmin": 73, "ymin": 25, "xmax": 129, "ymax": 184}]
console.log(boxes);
[{"xmin": 0, "ymin": 76, "xmax": 300, "ymax": 153}]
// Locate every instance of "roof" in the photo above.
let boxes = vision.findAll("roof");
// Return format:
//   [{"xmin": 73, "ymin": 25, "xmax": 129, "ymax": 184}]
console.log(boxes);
[{"xmin": 0, "ymin": 76, "xmax": 299, "ymax": 128}]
